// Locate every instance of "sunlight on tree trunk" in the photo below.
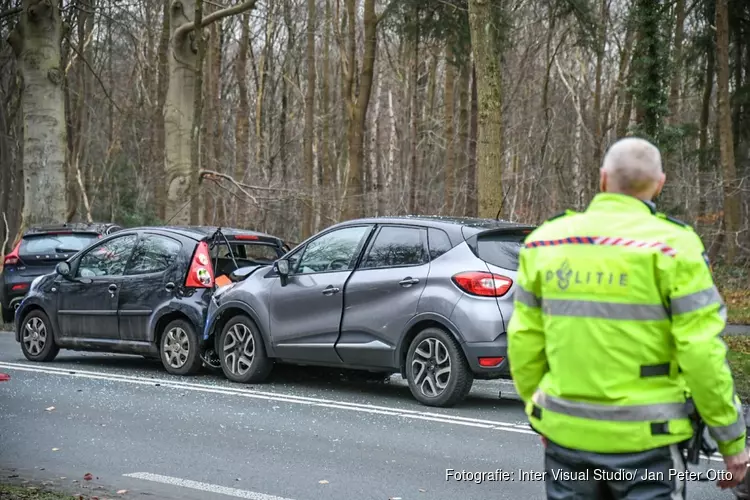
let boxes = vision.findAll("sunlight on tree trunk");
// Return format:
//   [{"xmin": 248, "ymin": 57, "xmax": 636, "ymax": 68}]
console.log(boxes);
[{"xmin": 8, "ymin": 0, "xmax": 67, "ymax": 230}]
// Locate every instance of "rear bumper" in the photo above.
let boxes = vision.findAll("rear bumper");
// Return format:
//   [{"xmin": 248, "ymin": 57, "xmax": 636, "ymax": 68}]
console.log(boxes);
[
  {"xmin": 462, "ymin": 337, "xmax": 511, "ymax": 380},
  {"xmin": 1, "ymin": 273, "xmax": 35, "ymax": 309}
]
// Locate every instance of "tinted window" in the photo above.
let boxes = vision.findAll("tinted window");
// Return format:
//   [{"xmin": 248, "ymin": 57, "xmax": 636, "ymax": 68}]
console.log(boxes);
[
  {"xmin": 20, "ymin": 233, "xmax": 98, "ymax": 255},
  {"xmin": 475, "ymin": 233, "xmax": 525, "ymax": 270},
  {"xmin": 361, "ymin": 226, "xmax": 427, "ymax": 269},
  {"xmin": 293, "ymin": 226, "xmax": 370, "ymax": 274},
  {"xmin": 77, "ymin": 234, "xmax": 138, "ymax": 277},
  {"xmin": 125, "ymin": 235, "xmax": 182, "ymax": 275},
  {"xmin": 428, "ymin": 228, "xmax": 452, "ymax": 260}
]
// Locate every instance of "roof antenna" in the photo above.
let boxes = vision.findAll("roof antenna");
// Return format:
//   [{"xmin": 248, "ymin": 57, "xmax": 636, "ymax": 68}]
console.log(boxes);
[{"xmin": 495, "ymin": 186, "xmax": 510, "ymax": 220}]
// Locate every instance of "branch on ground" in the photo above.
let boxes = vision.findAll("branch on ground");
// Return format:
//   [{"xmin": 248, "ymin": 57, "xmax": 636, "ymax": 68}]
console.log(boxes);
[{"xmin": 174, "ymin": 0, "xmax": 258, "ymax": 41}]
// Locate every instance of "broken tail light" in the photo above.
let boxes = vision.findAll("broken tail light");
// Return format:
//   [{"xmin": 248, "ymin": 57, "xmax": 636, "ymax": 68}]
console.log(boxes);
[{"xmin": 185, "ymin": 241, "xmax": 215, "ymax": 288}]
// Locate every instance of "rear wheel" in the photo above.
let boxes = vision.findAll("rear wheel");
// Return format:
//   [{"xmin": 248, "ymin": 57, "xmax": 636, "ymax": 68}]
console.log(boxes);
[
  {"xmin": 405, "ymin": 327, "xmax": 473, "ymax": 408},
  {"xmin": 219, "ymin": 315, "xmax": 273, "ymax": 384},
  {"xmin": 159, "ymin": 319, "xmax": 203, "ymax": 375},
  {"xmin": 20, "ymin": 310, "xmax": 60, "ymax": 362}
]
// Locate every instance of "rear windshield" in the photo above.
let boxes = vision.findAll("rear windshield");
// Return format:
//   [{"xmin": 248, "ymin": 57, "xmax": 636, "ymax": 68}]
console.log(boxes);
[
  {"xmin": 20, "ymin": 233, "xmax": 98, "ymax": 255},
  {"xmin": 475, "ymin": 233, "xmax": 526, "ymax": 270},
  {"xmin": 210, "ymin": 242, "xmax": 280, "ymax": 263}
]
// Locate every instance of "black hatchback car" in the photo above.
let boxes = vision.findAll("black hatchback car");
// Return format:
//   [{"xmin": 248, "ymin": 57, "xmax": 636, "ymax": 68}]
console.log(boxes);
[
  {"xmin": 14, "ymin": 226, "xmax": 287, "ymax": 376},
  {"xmin": 1, "ymin": 222, "xmax": 122, "ymax": 323}
]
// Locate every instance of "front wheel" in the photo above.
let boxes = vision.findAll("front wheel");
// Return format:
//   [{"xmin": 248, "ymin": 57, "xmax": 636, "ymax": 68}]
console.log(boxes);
[
  {"xmin": 20, "ymin": 310, "xmax": 60, "ymax": 362},
  {"xmin": 159, "ymin": 319, "xmax": 203, "ymax": 375},
  {"xmin": 405, "ymin": 327, "xmax": 473, "ymax": 408},
  {"xmin": 219, "ymin": 316, "xmax": 273, "ymax": 384}
]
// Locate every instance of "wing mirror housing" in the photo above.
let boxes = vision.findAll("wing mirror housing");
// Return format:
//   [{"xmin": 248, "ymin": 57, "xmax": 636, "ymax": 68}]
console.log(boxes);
[
  {"xmin": 55, "ymin": 261, "xmax": 71, "ymax": 277},
  {"xmin": 275, "ymin": 259, "xmax": 290, "ymax": 286}
]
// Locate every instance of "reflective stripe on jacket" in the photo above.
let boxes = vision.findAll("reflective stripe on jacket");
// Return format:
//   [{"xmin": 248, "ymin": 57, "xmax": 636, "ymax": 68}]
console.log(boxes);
[{"xmin": 507, "ymin": 192, "xmax": 747, "ymax": 456}]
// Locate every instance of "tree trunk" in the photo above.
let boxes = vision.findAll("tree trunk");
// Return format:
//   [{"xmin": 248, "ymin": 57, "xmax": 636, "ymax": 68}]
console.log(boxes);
[
  {"xmin": 319, "ymin": 0, "xmax": 332, "ymax": 230},
  {"xmin": 8, "ymin": 0, "xmax": 68, "ymax": 230},
  {"xmin": 443, "ymin": 47, "xmax": 456, "ymax": 215},
  {"xmin": 715, "ymin": 0, "xmax": 740, "ymax": 262},
  {"xmin": 466, "ymin": 63, "xmax": 478, "ymax": 217},
  {"xmin": 667, "ymin": 0, "xmax": 685, "ymax": 123},
  {"xmin": 341, "ymin": 0, "xmax": 379, "ymax": 220},
  {"xmin": 235, "ymin": 12, "xmax": 250, "ymax": 226},
  {"xmin": 592, "ymin": 0, "xmax": 608, "ymax": 171},
  {"xmin": 468, "ymin": 0, "xmax": 503, "ymax": 218},
  {"xmin": 698, "ymin": 27, "xmax": 715, "ymax": 218},
  {"xmin": 456, "ymin": 62, "xmax": 470, "ymax": 215},
  {"xmin": 153, "ymin": 0, "xmax": 170, "ymax": 220},
  {"xmin": 302, "ymin": 0, "xmax": 316, "ymax": 238}
]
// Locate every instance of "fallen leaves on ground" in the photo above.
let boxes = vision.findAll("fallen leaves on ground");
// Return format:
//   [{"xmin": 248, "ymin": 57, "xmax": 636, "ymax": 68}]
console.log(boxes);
[
  {"xmin": 45, "ymin": 407, "xmax": 55, "ymax": 412},
  {"xmin": 82, "ymin": 475, "xmax": 92, "ymax": 482},
  {"xmin": 116, "ymin": 490, "xmax": 127, "ymax": 495}
]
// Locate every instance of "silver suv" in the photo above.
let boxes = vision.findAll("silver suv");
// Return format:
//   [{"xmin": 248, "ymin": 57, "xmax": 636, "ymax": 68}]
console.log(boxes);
[{"xmin": 203, "ymin": 216, "xmax": 535, "ymax": 407}]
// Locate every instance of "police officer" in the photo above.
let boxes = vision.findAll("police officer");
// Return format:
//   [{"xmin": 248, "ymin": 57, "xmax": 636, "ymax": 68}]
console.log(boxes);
[{"xmin": 507, "ymin": 137, "xmax": 748, "ymax": 499}]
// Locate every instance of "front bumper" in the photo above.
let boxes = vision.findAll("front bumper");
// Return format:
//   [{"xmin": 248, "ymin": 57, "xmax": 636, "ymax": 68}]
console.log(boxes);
[{"xmin": 462, "ymin": 337, "xmax": 511, "ymax": 380}]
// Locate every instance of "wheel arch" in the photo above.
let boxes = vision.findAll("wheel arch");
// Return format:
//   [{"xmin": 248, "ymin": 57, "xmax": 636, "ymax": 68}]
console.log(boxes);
[
  {"xmin": 14, "ymin": 301, "xmax": 52, "ymax": 343},
  {"xmin": 153, "ymin": 310, "xmax": 195, "ymax": 348},
  {"xmin": 207, "ymin": 301, "xmax": 273, "ymax": 357},
  {"xmin": 396, "ymin": 313, "xmax": 466, "ymax": 378}
]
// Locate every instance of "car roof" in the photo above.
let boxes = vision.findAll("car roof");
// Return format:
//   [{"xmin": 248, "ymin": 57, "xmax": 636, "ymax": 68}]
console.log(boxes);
[
  {"xmin": 333, "ymin": 215, "xmax": 535, "ymax": 232},
  {"xmin": 23, "ymin": 222, "xmax": 119, "ymax": 236},
  {"xmin": 125, "ymin": 225, "xmax": 284, "ymax": 243}
]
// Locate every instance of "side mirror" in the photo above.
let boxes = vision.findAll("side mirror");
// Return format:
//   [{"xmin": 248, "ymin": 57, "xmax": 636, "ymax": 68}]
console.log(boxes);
[
  {"xmin": 55, "ymin": 261, "xmax": 71, "ymax": 277},
  {"xmin": 275, "ymin": 259, "xmax": 290, "ymax": 286}
]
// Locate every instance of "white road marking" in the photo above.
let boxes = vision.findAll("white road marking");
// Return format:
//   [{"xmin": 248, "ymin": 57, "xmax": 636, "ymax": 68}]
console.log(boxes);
[
  {"xmin": 0, "ymin": 361, "xmax": 535, "ymax": 435},
  {"xmin": 123, "ymin": 472, "xmax": 294, "ymax": 500},
  {"xmin": 0, "ymin": 361, "xmax": 727, "ymax": 464}
]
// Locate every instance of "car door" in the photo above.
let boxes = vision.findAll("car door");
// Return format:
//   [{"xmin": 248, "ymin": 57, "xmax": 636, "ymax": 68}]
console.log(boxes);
[
  {"xmin": 336, "ymin": 225, "xmax": 430, "ymax": 368},
  {"xmin": 57, "ymin": 233, "xmax": 138, "ymax": 340},
  {"xmin": 117, "ymin": 233, "xmax": 183, "ymax": 342},
  {"xmin": 269, "ymin": 225, "xmax": 374, "ymax": 363}
]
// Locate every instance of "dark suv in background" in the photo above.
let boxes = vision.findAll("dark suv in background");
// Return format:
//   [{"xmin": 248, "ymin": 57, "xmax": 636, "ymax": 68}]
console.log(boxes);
[
  {"xmin": 205, "ymin": 216, "xmax": 535, "ymax": 407},
  {"xmin": 1, "ymin": 223, "xmax": 121, "ymax": 322}
]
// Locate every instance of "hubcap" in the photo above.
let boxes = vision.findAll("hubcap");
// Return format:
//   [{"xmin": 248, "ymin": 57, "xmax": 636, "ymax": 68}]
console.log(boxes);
[
  {"xmin": 22, "ymin": 317, "xmax": 47, "ymax": 355},
  {"xmin": 223, "ymin": 324, "xmax": 255, "ymax": 376},
  {"xmin": 163, "ymin": 327, "xmax": 190, "ymax": 369},
  {"xmin": 411, "ymin": 337, "xmax": 451, "ymax": 398}
]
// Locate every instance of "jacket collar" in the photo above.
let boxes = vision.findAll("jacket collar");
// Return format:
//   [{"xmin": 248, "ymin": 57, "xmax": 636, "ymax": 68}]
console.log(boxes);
[{"xmin": 586, "ymin": 192, "xmax": 656, "ymax": 215}]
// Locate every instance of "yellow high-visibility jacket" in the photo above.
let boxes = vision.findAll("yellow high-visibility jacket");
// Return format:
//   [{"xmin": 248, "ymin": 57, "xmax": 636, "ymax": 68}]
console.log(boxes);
[{"xmin": 507, "ymin": 192, "xmax": 746, "ymax": 456}]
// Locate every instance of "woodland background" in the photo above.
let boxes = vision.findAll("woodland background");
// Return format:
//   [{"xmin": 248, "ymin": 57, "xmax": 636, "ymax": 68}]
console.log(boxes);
[{"xmin": 1, "ymin": 0, "xmax": 750, "ymax": 267}]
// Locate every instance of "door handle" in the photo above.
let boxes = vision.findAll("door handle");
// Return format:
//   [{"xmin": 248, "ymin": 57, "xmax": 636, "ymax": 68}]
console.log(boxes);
[
  {"xmin": 108, "ymin": 284, "xmax": 118, "ymax": 292},
  {"xmin": 322, "ymin": 285, "xmax": 340, "ymax": 295},
  {"xmin": 165, "ymin": 282, "xmax": 175, "ymax": 292},
  {"xmin": 399, "ymin": 277, "xmax": 420, "ymax": 287}
]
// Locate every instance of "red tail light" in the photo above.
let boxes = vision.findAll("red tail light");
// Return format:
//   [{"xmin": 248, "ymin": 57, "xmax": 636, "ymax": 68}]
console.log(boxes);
[
  {"xmin": 185, "ymin": 241, "xmax": 215, "ymax": 288},
  {"xmin": 3, "ymin": 242, "xmax": 20, "ymax": 266},
  {"xmin": 452, "ymin": 271, "xmax": 513, "ymax": 297}
]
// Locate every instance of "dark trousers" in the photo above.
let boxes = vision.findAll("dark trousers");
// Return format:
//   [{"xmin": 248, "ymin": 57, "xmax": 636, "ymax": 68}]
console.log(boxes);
[{"xmin": 544, "ymin": 440, "xmax": 687, "ymax": 500}]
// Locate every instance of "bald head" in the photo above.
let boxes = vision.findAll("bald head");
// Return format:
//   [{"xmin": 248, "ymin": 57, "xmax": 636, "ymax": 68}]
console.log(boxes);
[{"xmin": 600, "ymin": 137, "xmax": 665, "ymax": 200}]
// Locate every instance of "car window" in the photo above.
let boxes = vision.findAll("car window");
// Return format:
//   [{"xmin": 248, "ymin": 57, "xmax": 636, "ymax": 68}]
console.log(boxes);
[
  {"xmin": 428, "ymin": 228, "xmax": 452, "ymax": 260},
  {"xmin": 361, "ymin": 226, "xmax": 427, "ymax": 269},
  {"xmin": 292, "ymin": 226, "xmax": 371, "ymax": 274},
  {"xmin": 475, "ymin": 233, "xmax": 526, "ymax": 270},
  {"xmin": 77, "ymin": 234, "xmax": 138, "ymax": 278},
  {"xmin": 20, "ymin": 233, "xmax": 98, "ymax": 255},
  {"xmin": 125, "ymin": 235, "xmax": 182, "ymax": 275}
]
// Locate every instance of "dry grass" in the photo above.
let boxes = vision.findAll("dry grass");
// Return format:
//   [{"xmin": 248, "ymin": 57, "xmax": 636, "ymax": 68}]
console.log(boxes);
[
  {"xmin": 726, "ymin": 336, "xmax": 750, "ymax": 402},
  {"xmin": 0, "ymin": 485, "xmax": 77, "ymax": 500},
  {"xmin": 714, "ymin": 264, "xmax": 750, "ymax": 325}
]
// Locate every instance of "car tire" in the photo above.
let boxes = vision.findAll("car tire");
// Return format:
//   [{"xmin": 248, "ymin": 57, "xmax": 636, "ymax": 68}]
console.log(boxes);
[
  {"xmin": 218, "ymin": 315, "xmax": 273, "ymax": 384},
  {"xmin": 405, "ymin": 327, "xmax": 473, "ymax": 408},
  {"xmin": 159, "ymin": 319, "xmax": 203, "ymax": 376},
  {"xmin": 19, "ymin": 310, "xmax": 60, "ymax": 362}
]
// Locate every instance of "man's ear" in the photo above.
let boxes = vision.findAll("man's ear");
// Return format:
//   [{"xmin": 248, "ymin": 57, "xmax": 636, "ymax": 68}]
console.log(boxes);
[
  {"xmin": 655, "ymin": 173, "xmax": 666, "ymax": 197},
  {"xmin": 599, "ymin": 169, "xmax": 607, "ymax": 192}
]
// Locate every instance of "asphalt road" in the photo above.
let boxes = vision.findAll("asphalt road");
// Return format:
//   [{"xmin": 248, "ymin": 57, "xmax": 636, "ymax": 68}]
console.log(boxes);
[{"xmin": 0, "ymin": 332, "xmax": 740, "ymax": 500}]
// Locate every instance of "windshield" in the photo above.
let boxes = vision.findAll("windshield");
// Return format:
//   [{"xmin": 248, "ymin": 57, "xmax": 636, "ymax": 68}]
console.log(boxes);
[
  {"xmin": 20, "ymin": 233, "xmax": 99, "ymax": 255},
  {"xmin": 475, "ymin": 233, "xmax": 525, "ymax": 270}
]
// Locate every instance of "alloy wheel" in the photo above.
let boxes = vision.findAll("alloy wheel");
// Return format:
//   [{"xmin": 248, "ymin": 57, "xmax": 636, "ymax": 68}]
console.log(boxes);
[
  {"xmin": 223, "ymin": 323, "xmax": 255, "ymax": 376},
  {"xmin": 163, "ymin": 327, "xmax": 190, "ymax": 369},
  {"xmin": 411, "ymin": 337, "xmax": 451, "ymax": 398},
  {"xmin": 22, "ymin": 317, "xmax": 47, "ymax": 356}
]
